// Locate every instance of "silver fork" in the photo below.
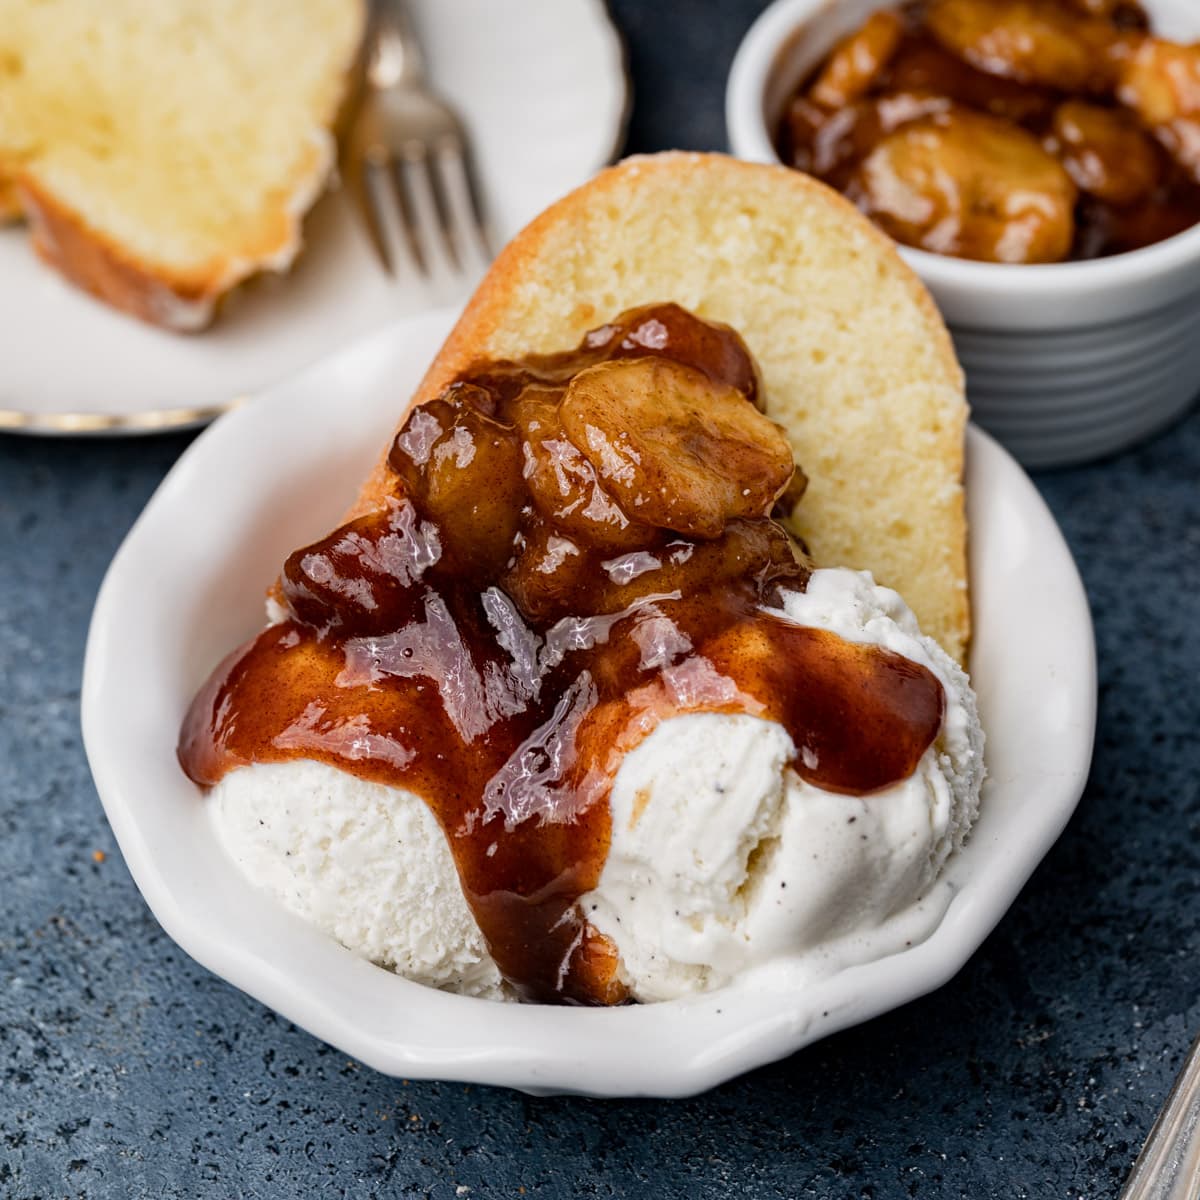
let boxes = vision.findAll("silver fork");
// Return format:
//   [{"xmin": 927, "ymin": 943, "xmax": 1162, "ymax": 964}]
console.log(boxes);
[
  {"xmin": 1119, "ymin": 1031, "xmax": 1200, "ymax": 1200},
  {"xmin": 343, "ymin": 0, "xmax": 492, "ymax": 294}
]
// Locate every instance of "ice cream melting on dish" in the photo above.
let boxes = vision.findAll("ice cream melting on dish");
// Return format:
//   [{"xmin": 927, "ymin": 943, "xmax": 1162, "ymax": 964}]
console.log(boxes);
[{"xmin": 178, "ymin": 304, "xmax": 972, "ymax": 1005}]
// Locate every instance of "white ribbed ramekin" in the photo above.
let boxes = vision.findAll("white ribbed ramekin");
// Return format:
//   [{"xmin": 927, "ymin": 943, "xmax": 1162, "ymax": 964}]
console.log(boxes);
[{"xmin": 727, "ymin": 0, "xmax": 1200, "ymax": 468}]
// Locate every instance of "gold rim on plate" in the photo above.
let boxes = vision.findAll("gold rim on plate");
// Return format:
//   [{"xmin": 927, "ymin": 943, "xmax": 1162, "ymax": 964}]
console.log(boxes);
[{"xmin": 0, "ymin": 401, "xmax": 245, "ymax": 435}]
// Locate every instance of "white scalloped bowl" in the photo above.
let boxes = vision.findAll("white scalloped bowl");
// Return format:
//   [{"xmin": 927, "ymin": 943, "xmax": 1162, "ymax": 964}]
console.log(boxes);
[
  {"xmin": 82, "ymin": 309, "xmax": 1096, "ymax": 1097},
  {"xmin": 727, "ymin": 0, "xmax": 1200, "ymax": 468}
]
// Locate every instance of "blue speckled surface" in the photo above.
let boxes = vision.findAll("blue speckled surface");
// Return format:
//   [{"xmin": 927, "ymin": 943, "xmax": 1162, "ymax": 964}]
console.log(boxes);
[{"xmin": 2, "ymin": 2, "xmax": 1199, "ymax": 1196}]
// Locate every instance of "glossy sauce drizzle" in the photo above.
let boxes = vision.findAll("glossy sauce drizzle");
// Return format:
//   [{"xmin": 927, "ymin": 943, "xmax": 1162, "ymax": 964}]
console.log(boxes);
[{"xmin": 178, "ymin": 304, "xmax": 946, "ymax": 1004}]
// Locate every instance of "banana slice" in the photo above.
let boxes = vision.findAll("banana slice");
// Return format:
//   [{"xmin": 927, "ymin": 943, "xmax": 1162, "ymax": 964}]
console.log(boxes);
[
  {"xmin": 926, "ymin": 0, "xmax": 1125, "ymax": 93},
  {"xmin": 1048, "ymin": 100, "xmax": 1161, "ymax": 204},
  {"xmin": 511, "ymin": 387, "xmax": 650, "ymax": 553},
  {"xmin": 1118, "ymin": 38, "xmax": 1200, "ymax": 182},
  {"xmin": 849, "ymin": 107, "xmax": 1077, "ymax": 263},
  {"xmin": 809, "ymin": 9, "xmax": 904, "ymax": 109},
  {"xmin": 388, "ymin": 395, "xmax": 526, "ymax": 577},
  {"xmin": 559, "ymin": 358, "xmax": 794, "ymax": 540}
]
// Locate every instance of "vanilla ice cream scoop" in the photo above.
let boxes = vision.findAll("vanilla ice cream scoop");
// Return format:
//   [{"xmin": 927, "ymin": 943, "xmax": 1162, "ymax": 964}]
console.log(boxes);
[
  {"xmin": 212, "ymin": 762, "xmax": 506, "ymax": 999},
  {"xmin": 583, "ymin": 568, "xmax": 983, "ymax": 1000},
  {"xmin": 208, "ymin": 567, "xmax": 983, "ymax": 1004}
]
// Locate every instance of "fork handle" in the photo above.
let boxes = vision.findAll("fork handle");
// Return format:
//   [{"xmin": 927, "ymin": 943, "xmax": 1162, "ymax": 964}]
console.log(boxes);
[
  {"xmin": 1120, "ymin": 1032, "xmax": 1200, "ymax": 1200},
  {"xmin": 368, "ymin": 0, "xmax": 425, "ymax": 88}
]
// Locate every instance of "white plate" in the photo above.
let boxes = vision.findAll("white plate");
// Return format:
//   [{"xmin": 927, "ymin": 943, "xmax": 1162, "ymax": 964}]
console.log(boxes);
[
  {"xmin": 0, "ymin": 0, "xmax": 626, "ymax": 435},
  {"xmin": 82, "ymin": 310, "xmax": 1097, "ymax": 1097}
]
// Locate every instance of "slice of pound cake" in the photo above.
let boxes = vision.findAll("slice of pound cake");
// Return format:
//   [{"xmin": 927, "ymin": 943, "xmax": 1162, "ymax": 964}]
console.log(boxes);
[
  {"xmin": 348, "ymin": 153, "xmax": 971, "ymax": 660},
  {"xmin": 0, "ymin": 0, "xmax": 364, "ymax": 329}
]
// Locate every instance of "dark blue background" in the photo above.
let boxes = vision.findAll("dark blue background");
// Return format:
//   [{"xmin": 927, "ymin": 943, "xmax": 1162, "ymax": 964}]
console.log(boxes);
[{"xmin": 3, "ymin": 2, "xmax": 1198, "ymax": 1195}]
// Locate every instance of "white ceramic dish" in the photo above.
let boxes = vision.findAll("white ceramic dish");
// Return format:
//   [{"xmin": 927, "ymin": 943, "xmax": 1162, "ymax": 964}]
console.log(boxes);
[
  {"xmin": 0, "ymin": 0, "xmax": 626, "ymax": 435},
  {"xmin": 82, "ymin": 308, "xmax": 1096, "ymax": 1097},
  {"xmin": 727, "ymin": 0, "xmax": 1200, "ymax": 468}
]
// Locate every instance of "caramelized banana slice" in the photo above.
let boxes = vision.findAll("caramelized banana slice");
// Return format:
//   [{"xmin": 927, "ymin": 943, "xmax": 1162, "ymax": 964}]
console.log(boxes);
[
  {"xmin": 809, "ymin": 9, "xmax": 904, "ymax": 108},
  {"xmin": 511, "ymin": 387, "xmax": 650, "ymax": 553},
  {"xmin": 886, "ymin": 38, "xmax": 1058, "ymax": 124},
  {"xmin": 499, "ymin": 517, "xmax": 599, "ymax": 626},
  {"xmin": 281, "ymin": 504, "xmax": 435, "ymax": 635},
  {"xmin": 583, "ymin": 303, "xmax": 766, "ymax": 410},
  {"xmin": 504, "ymin": 519, "xmax": 810, "ymax": 627},
  {"xmin": 850, "ymin": 108, "xmax": 1077, "ymax": 263},
  {"xmin": 560, "ymin": 359, "xmax": 794, "ymax": 540},
  {"xmin": 597, "ymin": 520, "xmax": 810, "ymax": 617},
  {"xmin": 1048, "ymin": 100, "xmax": 1160, "ymax": 204},
  {"xmin": 1118, "ymin": 39, "xmax": 1200, "ymax": 181},
  {"xmin": 785, "ymin": 91, "xmax": 952, "ymax": 188},
  {"xmin": 388, "ymin": 395, "xmax": 526, "ymax": 576},
  {"xmin": 926, "ymin": 0, "xmax": 1126, "ymax": 93}
]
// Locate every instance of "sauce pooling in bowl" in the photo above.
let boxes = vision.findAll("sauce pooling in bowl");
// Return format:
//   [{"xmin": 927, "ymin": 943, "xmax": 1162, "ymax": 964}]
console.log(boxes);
[
  {"xmin": 777, "ymin": 0, "xmax": 1200, "ymax": 263},
  {"xmin": 178, "ymin": 304, "xmax": 946, "ymax": 1004}
]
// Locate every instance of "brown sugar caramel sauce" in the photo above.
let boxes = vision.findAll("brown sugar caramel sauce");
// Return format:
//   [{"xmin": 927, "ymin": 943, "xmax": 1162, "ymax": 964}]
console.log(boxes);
[
  {"xmin": 778, "ymin": 1, "xmax": 1200, "ymax": 262},
  {"xmin": 178, "ymin": 304, "xmax": 946, "ymax": 1005}
]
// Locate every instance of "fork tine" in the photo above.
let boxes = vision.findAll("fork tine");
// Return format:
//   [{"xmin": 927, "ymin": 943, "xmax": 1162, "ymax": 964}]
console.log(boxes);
[
  {"xmin": 398, "ymin": 141, "xmax": 460, "ymax": 284},
  {"xmin": 384, "ymin": 155, "xmax": 428, "ymax": 277},
  {"xmin": 346, "ymin": 159, "xmax": 394, "ymax": 275},
  {"xmin": 434, "ymin": 135, "xmax": 492, "ymax": 276},
  {"xmin": 417, "ymin": 141, "xmax": 464, "ymax": 273}
]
